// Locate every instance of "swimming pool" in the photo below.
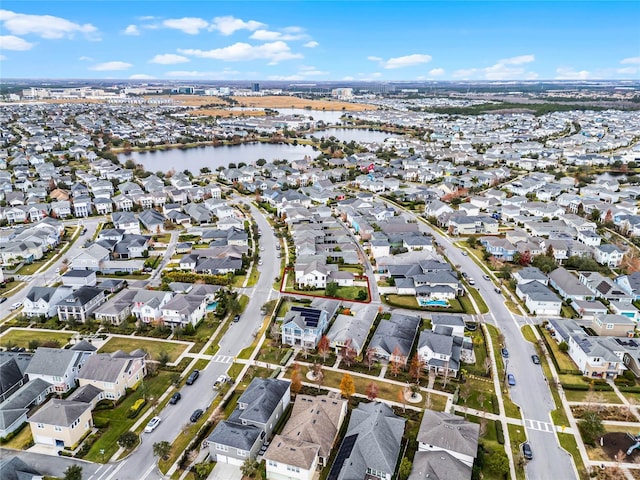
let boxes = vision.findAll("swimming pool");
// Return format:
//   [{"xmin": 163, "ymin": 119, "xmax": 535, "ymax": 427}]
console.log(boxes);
[
  {"xmin": 206, "ymin": 301, "xmax": 218, "ymax": 312},
  {"xmin": 418, "ymin": 299, "xmax": 449, "ymax": 307}
]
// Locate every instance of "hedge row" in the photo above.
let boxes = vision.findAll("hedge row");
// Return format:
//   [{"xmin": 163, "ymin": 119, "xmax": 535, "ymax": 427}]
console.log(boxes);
[
  {"xmin": 561, "ymin": 382, "xmax": 613, "ymax": 392},
  {"xmin": 495, "ymin": 421, "xmax": 505, "ymax": 445}
]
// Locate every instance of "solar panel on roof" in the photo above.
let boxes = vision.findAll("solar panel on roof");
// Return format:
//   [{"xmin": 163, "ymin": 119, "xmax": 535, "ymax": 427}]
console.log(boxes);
[{"xmin": 327, "ymin": 434, "xmax": 358, "ymax": 480}]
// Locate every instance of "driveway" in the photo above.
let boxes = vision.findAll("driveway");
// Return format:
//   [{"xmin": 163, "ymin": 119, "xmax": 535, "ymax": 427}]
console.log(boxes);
[{"xmin": 208, "ymin": 462, "xmax": 243, "ymax": 480}]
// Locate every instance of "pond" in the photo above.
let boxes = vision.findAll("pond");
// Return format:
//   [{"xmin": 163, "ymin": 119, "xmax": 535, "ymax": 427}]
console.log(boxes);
[{"xmin": 119, "ymin": 142, "xmax": 317, "ymax": 173}]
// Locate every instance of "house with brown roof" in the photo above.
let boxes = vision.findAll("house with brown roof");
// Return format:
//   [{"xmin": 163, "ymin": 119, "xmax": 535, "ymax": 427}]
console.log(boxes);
[{"xmin": 265, "ymin": 393, "xmax": 347, "ymax": 479}]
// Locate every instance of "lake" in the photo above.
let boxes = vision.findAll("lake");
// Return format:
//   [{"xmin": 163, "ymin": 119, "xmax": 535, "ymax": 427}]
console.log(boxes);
[
  {"xmin": 309, "ymin": 128, "xmax": 404, "ymax": 144},
  {"xmin": 120, "ymin": 142, "xmax": 317, "ymax": 173}
]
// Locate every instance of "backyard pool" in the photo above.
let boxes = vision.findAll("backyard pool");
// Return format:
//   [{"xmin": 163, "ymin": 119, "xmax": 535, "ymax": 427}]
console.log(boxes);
[
  {"xmin": 418, "ymin": 299, "xmax": 450, "ymax": 307},
  {"xmin": 206, "ymin": 301, "xmax": 219, "ymax": 312}
]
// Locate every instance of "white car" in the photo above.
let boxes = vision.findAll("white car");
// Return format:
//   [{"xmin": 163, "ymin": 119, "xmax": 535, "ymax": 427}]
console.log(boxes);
[
  {"xmin": 144, "ymin": 416, "xmax": 161, "ymax": 433},
  {"xmin": 10, "ymin": 302, "xmax": 22, "ymax": 311}
]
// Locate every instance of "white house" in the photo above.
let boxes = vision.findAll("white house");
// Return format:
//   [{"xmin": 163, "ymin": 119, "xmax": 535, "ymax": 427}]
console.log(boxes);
[{"xmin": 515, "ymin": 281, "xmax": 562, "ymax": 316}]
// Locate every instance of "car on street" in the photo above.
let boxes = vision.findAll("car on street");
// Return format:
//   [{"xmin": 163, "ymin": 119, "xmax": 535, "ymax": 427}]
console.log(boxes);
[
  {"xmin": 494, "ymin": 287, "xmax": 502, "ymax": 294},
  {"xmin": 467, "ymin": 278, "xmax": 475, "ymax": 285},
  {"xmin": 0, "ymin": 296, "xmax": 7, "ymax": 304},
  {"xmin": 501, "ymin": 348, "xmax": 509, "ymax": 358},
  {"xmin": 523, "ymin": 442, "xmax": 533, "ymax": 460},
  {"xmin": 233, "ymin": 314, "xmax": 240, "ymax": 323},
  {"xmin": 531, "ymin": 355, "xmax": 541, "ymax": 364},
  {"xmin": 144, "ymin": 416, "xmax": 161, "ymax": 433},
  {"xmin": 258, "ymin": 260, "xmax": 263, "ymax": 265},
  {"xmin": 507, "ymin": 374, "xmax": 516, "ymax": 386},
  {"xmin": 186, "ymin": 369, "xmax": 200, "ymax": 385},
  {"xmin": 169, "ymin": 392, "xmax": 181, "ymax": 404},
  {"xmin": 190, "ymin": 409, "xmax": 204, "ymax": 423},
  {"xmin": 483, "ymin": 274, "xmax": 491, "ymax": 281},
  {"xmin": 10, "ymin": 302, "xmax": 22, "ymax": 311},
  {"xmin": 461, "ymin": 250, "xmax": 468, "ymax": 256},
  {"xmin": 214, "ymin": 375, "xmax": 228, "ymax": 389}
]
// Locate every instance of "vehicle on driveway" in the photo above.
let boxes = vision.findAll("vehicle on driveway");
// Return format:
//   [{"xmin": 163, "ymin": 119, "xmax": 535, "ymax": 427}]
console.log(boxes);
[
  {"xmin": 144, "ymin": 416, "xmax": 161, "ymax": 433},
  {"xmin": 190, "ymin": 409, "xmax": 203, "ymax": 423},
  {"xmin": 186, "ymin": 369, "xmax": 200, "ymax": 385},
  {"xmin": 508, "ymin": 374, "xmax": 516, "ymax": 386},
  {"xmin": 501, "ymin": 348, "xmax": 509, "ymax": 358},
  {"xmin": 169, "ymin": 392, "xmax": 181, "ymax": 404},
  {"xmin": 523, "ymin": 442, "xmax": 533, "ymax": 460},
  {"xmin": 531, "ymin": 355, "xmax": 541, "ymax": 364}
]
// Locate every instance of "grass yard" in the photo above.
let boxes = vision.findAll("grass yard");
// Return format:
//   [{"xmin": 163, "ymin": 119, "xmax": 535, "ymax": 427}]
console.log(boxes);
[
  {"xmin": 0, "ymin": 329, "xmax": 73, "ymax": 349},
  {"xmin": 521, "ymin": 325, "xmax": 537, "ymax": 344},
  {"xmin": 98, "ymin": 337, "xmax": 188, "ymax": 363},
  {"xmin": 465, "ymin": 414, "xmax": 507, "ymax": 480},
  {"xmin": 503, "ymin": 394, "xmax": 522, "ymax": 419},
  {"xmin": 564, "ymin": 389, "xmax": 623, "ymax": 403},
  {"xmin": 86, "ymin": 372, "xmax": 173, "ymax": 462},
  {"xmin": 466, "ymin": 287, "xmax": 489, "ymax": 314},
  {"xmin": 384, "ymin": 294, "xmax": 419, "ymax": 309},
  {"xmin": 508, "ymin": 423, "xmax": 528, "ymax": 480},
  {"xmin": 457, "ymin": 377, "xmax": 498, "ymax": 413},
  {"xmin": 0, "ymin": 423, "xmax": 32, "ymax": 449},
  {"xmin": 558, "ymin": 433, "xmax": 588, "ymax": 480}
]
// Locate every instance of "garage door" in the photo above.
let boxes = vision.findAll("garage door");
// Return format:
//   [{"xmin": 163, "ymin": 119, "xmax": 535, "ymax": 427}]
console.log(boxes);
[
  {"xmin": 35, "ymin": 435, "xmax": 55, "ymax": 445},
  {"xmin": 227, "ymin": 456, "xmax": 244, "ymax": 467},
  {"xmin": 216, "ymin": 454, "xmax": 228, "ymax": 464}
]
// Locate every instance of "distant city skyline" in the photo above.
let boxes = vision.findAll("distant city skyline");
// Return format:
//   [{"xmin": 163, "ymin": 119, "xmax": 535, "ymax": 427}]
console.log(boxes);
[{"xmin": 1, "ymin": 1, "xmax": 638, "ymax": 81}]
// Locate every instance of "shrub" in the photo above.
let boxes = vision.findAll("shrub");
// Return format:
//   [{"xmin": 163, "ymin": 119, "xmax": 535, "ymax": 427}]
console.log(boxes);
[
  {"xmin": 128, "ymin": 398, "xmax": 146, "ymax": 418},
  {"xmin": 93, "ymin": 417, "xmax": 110, "ymax": 429},
  {"xmin": 495, "ymin": 421, "xmax": 505, "ymax": 444}
]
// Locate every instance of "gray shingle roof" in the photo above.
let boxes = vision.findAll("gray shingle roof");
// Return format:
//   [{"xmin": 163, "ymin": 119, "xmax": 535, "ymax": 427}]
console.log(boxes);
[
  {"xmin": 207, "ymin": 420, "xmax": 261, "ymax": 450},
  {"xmin": 409, "ymin": 451, "xmax": 472, "ymax": 480},
  {"xmin": 230, "ymin": 378, "xmax": 290, "ymax": 426},
  {"xmin": 77, "ymin": 351, "xmax": 141, "ymax": 383},
  {"xmin": 28, "ymin": 399, "xmax": 90, "ymax": 427},
  {"xmin": 24, "ymin": 348, "xmax": 86, "ymax": 378},
  {"xmin": 0, "ymin": 456, "xmax": 42, "ymax": 480},
  {"xmin": 417, "ymin": 410, "xmax": 480, "ymax": 458}
]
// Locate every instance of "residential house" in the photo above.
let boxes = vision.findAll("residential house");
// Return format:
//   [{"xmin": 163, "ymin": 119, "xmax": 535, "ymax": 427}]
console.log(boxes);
[
  {"xmin": 56, "ymin": 286, "xmax": 106, "ymax": 323},
  {"xmin": 0, "ymin": 456, "xmax": 43, "ymax": 479},
  {"xmin": 368, "ymin": 313, "xmax": 420, "ymax": 365},
  {"xmin": 616, "ymin": 272, "xmax": 640, "ymax": 300},
  {"xmin": 568, "ymin": 334, "xmax": 626, "ymax": 379},
  {"xmin": 515, "ymin": 281, "xmax": 562, "ymax": 316},
  {"xmin": 22, "ymin": 286, "xmax": 73, "ymax": 318},
  {"xmin": 594, "ymin": 244, "xmax": 625, "ymax": 267},
  {"xmin": 0, "ymin": 377, "xmax": 52, "ymax": 439},
  {"xmin": 580, "ymin": 272, "xmax": 634, "ymax": 305},
  {"xmin": 327, "ymin": 402, "xmax": 405, "ymax": 480},
  {"xmin": 0, "ymin": 352, "xmax": 32, "ymax": 403},
  {"xmin": 139, "ymin": 209, "xmax": 166, "ymax": 233},
  {"xmin": 591, "ymin": 314, "xmax": 636, "ymax": 337},
  {"xmin": 61, "ymin": 269, "xmax": 97, "ymax": 289},
  {"xmin": 512, "ymin": 267, "xmax": 548, "ymax": 286},
  {"xmin": 417, "ymin": 316, "xmax": 473, "ymax": 378},
  {"xmin": 281, "ymin": 304, "xmax": 335, "ymax": 350},
  {"xmin": 77, "ymin": 350, "xmax": 146, "ymax": 401},
  {"xmin": 160, "ymin": 293, "xmax": 207, "ymax": 328},
  {"xmin": 28, "ymin": 398, "xmax": 92, "ymax": 448},
  {"xmin": 326, "ymin": 304, "xmax": 377, "ymax": 356},
  {"xmin": 548, "ymin": 268, "xmax": 594, "ymax": 301},
  {"xmin": 70, "ymin": 244, "xmax": 109, "ymax": 271},
  {"xmin": 111, "ymin": 212, "xmax": 140, "ymax": 235},
  {"xmin": 208, "ymin": 378, "xmax": 291, "ymax": 465},
  {"xmin": 265, "ymin": 393, "xmax": 347, "ymax": 480},
  {"xmin": 25, "ymin": 343, "xmax": 95, "ymax": 393}
]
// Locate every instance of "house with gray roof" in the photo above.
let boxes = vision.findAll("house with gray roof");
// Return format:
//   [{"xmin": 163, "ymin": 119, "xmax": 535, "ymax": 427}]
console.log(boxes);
[
  {"xmin": 515, "ymin": 281, "xmax": 562, "ymax": 316},
  {"xmin": 579, "ymin": 271, "xmax": 634, "ymax": 305},
  {"xmin": 328, "ymin": 401, "xmax": 405, "ymax": 480},
  {"xmin": 326, "ymin": 304, "xmax": 377, "ymax": 356},
  {"xmin": 0, "ymin": 456, "xmax": 43, "ymax": 480},
  {"xmin": 549, "ymin": 267, "xmax": 594, "ymax": 301},
  {"xmin": 0, "ymin": 377, "xmax": 51, "ymax": 438},
  {"xmin": 22, "ymin": 286, "xmax": 73, "ymax": 318},
  {"xmin": 160, "ymin": 293, "xmax": 207, "ymax": 328},
  {"xmin": 56, "ymin": 286, "xmax": 106, "ymax": 323},
  {"xmin": 208, "ymin": 378, "xmax": 290, "ymax": 465},
  {"xmin": 0, "ymin": 352, "xmax": 32, "ymax": 403},
  {"xmin": 615, "ymin": 272, "xmax": 640, "ymax": 300},
  {"xmin": 368, "ymin": 313, "xmax": 420, "ymax": 366},
  {"xmin": 28, "ymin": 398, "xmax": 93, "ymax": 448},
  {"xmin": 512, "ymin": 267, "xmax": 548, "ymax": 286},
  {"xmin": 25, "ymin": 344, "xmax": 94, "ymax": 393},
  {"xmin": 77, "ymin": 350, "xmax": 146, "ymax": 401}
]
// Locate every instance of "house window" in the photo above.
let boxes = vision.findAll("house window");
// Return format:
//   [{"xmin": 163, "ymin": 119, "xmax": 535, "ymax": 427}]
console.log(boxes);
[
  {"xmin": 286, "ymin": 465, "xmax": 300, "ymax": 473},
  {"xmin": 216, "ymin": 444, "xmax": 228, "ymax": 452},
  {"xmin": 55, "ymin": 426, "xmax": 62, "ymax": 432},
  {"xmin": 366, "ymin": 467, "xmax": 385, "ymax": 478},
  {"xmin": 268, "ymin": 460, "xmax": 277, "ymax": 467},
  {"xmin": 237, "ymin": 449, "xmax": 246, "ymax": 457},
  {"xmin": 37, "ymin": 423, "xmax": 44, "ymax": 429},
  {"xmin": 606, "ymin": 323, "xmax": 614, "ymax": 329}
]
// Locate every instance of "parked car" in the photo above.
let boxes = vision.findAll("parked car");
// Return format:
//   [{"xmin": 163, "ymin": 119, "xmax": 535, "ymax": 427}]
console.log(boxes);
[
  {"xmin": 467, "ymin": 278, "xmax": 475, "ymax": 285},
  {"xmin": 523, "ymin": 442, "xmax": 533, "ymax": 460},
  {"xmin": 494, "ymin": 287, "xmax": 502, "ymax": 294},
  {"xmin": 190, "ymin": 409, "xmax": 204, "ymax": 423},
  {"xmin": 214, "ymin": 375, "xmax": 228, "ymax": 389},
  {"xmin": 144, "ymin": 416, "xmax": 161, "ymax": 433},
  {"xmin": 0, "ymin": 296, "xmax": 7, "ymax": 304},
  {"xmin": 258, "ymin": 260, "xmax": 263, "ymax": 265},
  {"xmin": 233, "ymin": 314, "xmax": 240, "ymax": 323},
  {"xmin": 531, "ymin": 355, "xmax": 541, "ymax": 365},
  {"xmin": 10, "ymin": 302, "xmax": 22, "ymax": 311},
  {"xmin": 501, "ymin": 348, "xmax": 509, "ymax": 358},
  {"xmin": 169, "ymin": 392, "xmax": 181, "ymax": 404},
  {"xmin": 461, "ymin": 250, "xmax": 468, "ymax": 256},
  {"xmin": 507, "ymin": 374, "xmax": 516, "ymax": 386},
  {"xmin": 483, "ymin": 274, "xmax": 491, "ymax": 281},
  {"xmin": 186, "ymin": 369, "xmax": 200, "ymax": 385},
  {"xmin": 81, "ymin": 228, "xmax": 87, "ymax": 235}
]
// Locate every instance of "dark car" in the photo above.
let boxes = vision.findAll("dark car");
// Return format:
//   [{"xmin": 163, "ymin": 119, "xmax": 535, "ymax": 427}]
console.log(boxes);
[
  {"xmin": 531, "ymin": 355, "xmax": 541, "ymax": 365},
  {"xmin": 508, "ymin": 374, "xmax": 516, "ymax": 386},
  {"xmin": 186, "ymin": 369, "xmax": 200, "ymax": 385},
  {"xmin": 233, "ymin": 314, "xmax": 240, "ymax": 323},
  {"xmin": 190, "ymin": 409, "xmax": 203, "ymax": 423},
  {"xmin": 494, "ymin": 287, "xmax": 502, "ymax": 294},
  {"xmin": 523, "ymin": 442, "xmax": 533, "ymax": 460},
  {"xmin": 169, "ymin": 392, "xmax": 181, "ymax": 404},
  {"xmin": 0, "ymin": 296, "xmax": 7, "ymax": 304},
  {"xmin": 501, "ymin": 348, "xmax": 509, "ymax": 358}
]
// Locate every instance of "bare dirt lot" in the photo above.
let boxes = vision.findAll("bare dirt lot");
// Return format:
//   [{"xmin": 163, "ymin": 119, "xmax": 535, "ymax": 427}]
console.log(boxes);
[
  {"xmin": 600, "ymin": 432, "xmax": 640, "ymax": 463},
  {"xmin": 229, "ymin": 96, "xmax": 375, "ymax": 111}
]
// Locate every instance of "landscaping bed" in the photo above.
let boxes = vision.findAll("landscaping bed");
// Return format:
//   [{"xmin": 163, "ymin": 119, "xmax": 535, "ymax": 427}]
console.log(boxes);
[{"xmin": 571, "ymin": 405, "xmax": 637, "ymax": 421}]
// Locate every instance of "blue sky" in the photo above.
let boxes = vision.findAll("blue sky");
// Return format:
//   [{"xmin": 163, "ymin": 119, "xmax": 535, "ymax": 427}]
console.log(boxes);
[{"xmin": 1, "ymin": 1, "xmax": 639, "ymax": 81}]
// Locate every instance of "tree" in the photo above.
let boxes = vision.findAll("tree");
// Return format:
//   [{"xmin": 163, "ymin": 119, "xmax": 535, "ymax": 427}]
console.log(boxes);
[
  {"xmin": 409, "ymin": 355, "xmax": 423, "ymax": 383},
  {"xmin": 398, "ymin": 457, "xmax": 413, "ymax": 480},
  {"xmin": 397, "ymin": 386, "xmax": 407, "ymax": 412},
  {"xmin": 390, "ymin": 345, "xmax": 404, "ymax": 377},
  {"xmin": 459, "ymin": 381, "xmax": 472, "ymax": 405},
  {"xmin": 157, "ymin": 350, "xmax": 170, "ymax": 367},
  {"xmin": 153, "ymin": 440, "xmax": 171, "ymax": 459},
  {"xmin": 317, "ymin": 335, "xmax": 330, "ymax": 362},
  {"xmin": 340, "ymin": 373, "xmax": 355, "ymax": 400},
  {"xmin": 241, "ymin": 459, "xmax": 259, "ymax": 477},
  {"xmin": 117, "ymin": 431, "xmax": 138, "ymax": 449},
  {"xmin": 313, "ymin": 363, "xmax": 324, "ymax": 390},
  {"xmin": 559, "ymin": 341, "xmax": 569, "ymax": 353},
  {"xmin": 591, "ymin": 208, "xmax": 601, "ymax": 223},
  {"xmin": 485, "ymin": 451, "xmax": 510, "ymax": 476},
  {"xmin": 290, "ymin": 363, "xmax": 303, "ymax": 394},
  {"xmin": 342, "ymin": 339, "xmax": 356, "ymax": 367},
  {"xmin": 325, "ymin": 282, "xmax": 338, "ymax": 297},
  {"xmin": 365, "ymin": 347, "xmax": 376, "ymax": 371},
  {"xmin": 63, "ymin": 465, "xmax": 83, "ymax": 480},
  {"xmin": 545, "ymin": 244, "xmax": 555, "ymax": 259},
  {"xmin": 579, "ymin": 411, "xmax": 605, "ymax": 445},
  {"xmin": 366, "ymin": 381, "xmax": 378, "ymax": 401}
]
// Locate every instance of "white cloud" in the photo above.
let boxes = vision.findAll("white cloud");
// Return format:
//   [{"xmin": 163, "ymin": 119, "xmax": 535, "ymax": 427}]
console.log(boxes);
[
  {"xmin": 124, "ymin": 24, "xmax": 140, "ymax": 36},
  {"xmin": 0, "ymin": 35, "xmax": 35, "ymax": 50},
  {"xmin": 269, "ymin": 65, "xmax": 328, "ymax": 80},
  {"xmin": 209, "ymin": 16, "xmax": 264, "ymax": 35},
  {"xmin": 165, "ymin": 69, "xmax": 240, "ymax": 78},
  {"xmin": 452, "ymin": 68, "xmax": 479, "ymax": 79},
  {"xmin": 0, "ymin": 54, "xmax": 6, "ymax": 61},
  {"xmin": 616, "ymin": 67, "xmax": 638, "ymax": 75},
  {"xmin": 249, "ymin": 27, "xmax": 308, "ymax": 42},
  {"xmin": 555, "ymin": 67, "xmax": 591, "ymax": 80},
  {"xmin": 149, "ymin": 54, "xmax": 189, "ymax": 65},
  {"xmin": 78, "ymin": 56, "xmax": 93, "ymax": 61},
  {"xmin": 452, "ymin": 55, "xmax": 537, "ymax": 80},
  {"xmin": 428, "ymin": 68, "xmax": 445, "ymax": 76},
  {"xmin": 179, "ymin": 41, "xmax": 302, "ymax": 64},
  {"xmin": 250, "ymin": 30, "xmax": 284, "ymax": 41},
  {"xmin": 162, "ymin": 17, "xmax": 208, "ymax": 35},
  {"xmin": 342, "ymin": 76, "xmax": 354, "ymax": 81},
  {"xmin": 90, "ymin": 61, "xmax": 132, "ymax": 71},
  {"xmin": 129, "ymin": 74, "xmax": 155, "ymax": 79},
  {"xmin": 0, "ymin": 9, "xmax": 98, "ymax": 40},
  {"xmin": 621, "ymin": 57, "xmax": 640, "ymax": 65},
  {"xmin": 303, "ymin": 41, "xmax": 319, "ymax": 48},
  {"xmin": 502, "ymin": 54, "xmax": 535, "ymax": 65},
  {"xmin": 369, "ymin": 54, "xmax": 432, "ymax": 69}
]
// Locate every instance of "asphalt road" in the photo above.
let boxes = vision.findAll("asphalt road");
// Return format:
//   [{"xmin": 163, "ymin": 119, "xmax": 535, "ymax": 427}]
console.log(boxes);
[
  {"xmin": 393, "ymin": 208, "xmax": 577, "ymax": 480},
  {"xmin": 0, "ymin": 217, "xmax": 102, "ymax": 322}
]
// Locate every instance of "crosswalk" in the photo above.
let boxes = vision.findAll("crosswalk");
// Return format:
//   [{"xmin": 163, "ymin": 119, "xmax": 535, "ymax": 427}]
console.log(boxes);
[
  {"xmin": 212, "ymin": 355, "xmax": 233, "ymax": 364},
  {"xmin": 524, "ymin": 418, "xmax": 555, "ymax": 433}
]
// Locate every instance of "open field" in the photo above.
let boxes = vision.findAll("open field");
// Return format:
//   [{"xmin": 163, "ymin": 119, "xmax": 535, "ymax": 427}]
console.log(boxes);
[
  {"xmin": 0, "ymin": 329, "xmax": 73, "ymax": 349},
  {"xmin": 98, "ymin": 336, "xmax": 189, "ymax": 362},
  {"xmin": 231, "ymin": 96, "xmax": 376, "ymax": 111},
  {"xmin": 191, "ymin": 108, "xmax": 266, "ymax": 117}
]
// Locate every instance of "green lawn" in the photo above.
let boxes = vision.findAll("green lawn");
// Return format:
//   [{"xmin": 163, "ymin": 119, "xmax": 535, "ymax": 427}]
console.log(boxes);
[
  {"xmin": 99, "ymin": 337, "xmax": 188, "ymax": 363},
  {"xmin": 558, "ymin": 433, "xmax": 588, "ymax": 480},
  {"xmin": 86, "ymin": 372, "xmax": 174, "ymax": 462},
  {"xmin": 521, "ymin": 325, "xmax": 537, "ymax": 344},
  {"xmin": 384, "ymin": 294, "xmax": 419, "ymax": 309},
  {"xmin": 564, "ymin": 389, "xmax": 622, "ymax": 403},
  {"xmin": 0, "ymin": 329, "xmax": 73, "ymax": 349},
  {"xmin": 466, "ymin": 287, "xmax": 489, "ymax": 314},
  {"xmin": 465, "ymin": 414, "xmax": 507, "ymax": 480},
  {"xmin": 457, "ymin": 377, "xmax": 498, "ymax": 413},
  {"xmin": 508, "ymin": 423, "xmax": 528, "ymax": 480},
  {"xmin": 0, "ymin": 423, "xmax": 32, "ymax": 449}
]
